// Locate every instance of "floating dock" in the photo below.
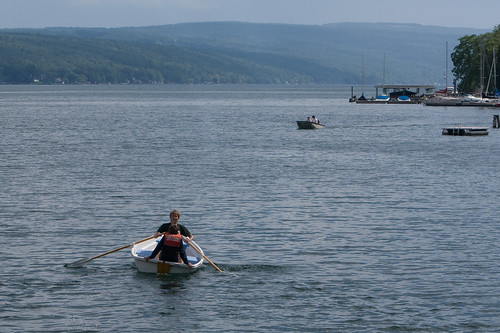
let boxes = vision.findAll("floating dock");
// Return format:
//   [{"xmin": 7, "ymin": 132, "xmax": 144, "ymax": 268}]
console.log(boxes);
[{"xmin": 442, "ymin": 127, "xmax": 489, "ymax": 136}]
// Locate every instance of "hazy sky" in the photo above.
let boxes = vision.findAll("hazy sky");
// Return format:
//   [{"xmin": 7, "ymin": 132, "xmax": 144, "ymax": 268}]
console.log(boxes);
[{"xmin": 0, "ymin": 0, "xmax": 498, "ymax": 30}]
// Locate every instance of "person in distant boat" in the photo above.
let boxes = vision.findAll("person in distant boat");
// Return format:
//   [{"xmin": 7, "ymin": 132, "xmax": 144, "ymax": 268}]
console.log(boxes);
[
  {"xmin": 306, "ymin": 116, "xmax": 312, "ymax": 122},
  {"xmin": 146, "ymin": 224, "xmax": 193, "ymax": 267},
  {"xmin": 311, "ymin": 115, "xmax": 319, "ymax": 124},
  {"xmin": 155, "ymin": 209, "xmax": 194, "ymax": 240}
]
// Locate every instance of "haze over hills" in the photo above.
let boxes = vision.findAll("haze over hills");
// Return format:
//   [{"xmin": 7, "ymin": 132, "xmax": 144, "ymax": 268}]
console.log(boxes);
[{"xmin": 0, "ymin": 22, "xmax": 488, "ymax": 86}]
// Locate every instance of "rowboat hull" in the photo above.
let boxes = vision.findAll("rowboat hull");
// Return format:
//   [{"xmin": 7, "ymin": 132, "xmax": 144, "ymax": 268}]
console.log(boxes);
[
  {"xmin": 296, "ymin": 121, "xmax": 325, "ymax": 129},
  {"xmin": 131, "ymin": 237, "xmax": 205, "ymax": 274}
]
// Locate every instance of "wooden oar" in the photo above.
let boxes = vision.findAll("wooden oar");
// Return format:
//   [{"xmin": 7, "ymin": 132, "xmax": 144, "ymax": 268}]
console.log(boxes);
[
  {"xmin": 65, "ymin": 234, "xmax": 157, "ymax": 268},
  {"xmin": 183, "ymin": 236, "xmax": 223, "ymax": 272}
]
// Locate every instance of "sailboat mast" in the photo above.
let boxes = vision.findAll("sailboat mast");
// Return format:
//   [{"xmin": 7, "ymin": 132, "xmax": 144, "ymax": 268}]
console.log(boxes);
[
  {"xmin": 494, "ymin": 48, "xmax": 497, "ymax": 92},
  {"xmin": 480, "ymin": 43, "xmax": 485, "ymax": 96},
  {"xmin": 486, "ymin": 49, "xmax": 495, "ymax": 95},
  {"xmin": 361, "ymin": 54, "xmax": 365, "ymax": 96},
  {"xmin": 383, "ymin": 53, "xmax": 386, "ymax": 86},
  {"xmin": 445, "ymin": 41, "xmax": 448, "ymax": 94}
]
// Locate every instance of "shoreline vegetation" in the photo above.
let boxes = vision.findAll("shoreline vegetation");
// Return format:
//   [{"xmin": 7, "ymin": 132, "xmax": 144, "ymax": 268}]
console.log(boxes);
[{"xmin": 0, "ymin": 22, "xmax": 493, "ymax": 89}]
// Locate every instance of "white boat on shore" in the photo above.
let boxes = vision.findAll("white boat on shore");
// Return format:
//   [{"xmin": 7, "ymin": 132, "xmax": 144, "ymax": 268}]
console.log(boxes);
[{"xmin": 131, "ymin": 237, "xmax": 205, "ymax": 274}]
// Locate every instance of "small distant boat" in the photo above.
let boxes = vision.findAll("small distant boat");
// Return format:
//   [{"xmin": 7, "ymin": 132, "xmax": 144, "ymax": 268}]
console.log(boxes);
[
  {"xmin": 131, "ymin": 237, "xmax": 205, "ymax": 274},
  {"xmin": 386, "ymin": 95, "xmax": 418, "ymax": 104},
  {"xmin": 442, "ymin": 127, "xmax": 489, "ymax": 136},
  {"xmin": 357, "ymin": 95, "xmax": 390, "ymax": 103},
  {"xmin": 376, "ymin": 95, "xmax": 390, "ymax": 102},
  {"xmin": 354, "ymin": 93, "xmax": 380, "ymax": 104},
  {"xmin": 296, "ymin": 121, "xmax": 325, "ymax": 129}
]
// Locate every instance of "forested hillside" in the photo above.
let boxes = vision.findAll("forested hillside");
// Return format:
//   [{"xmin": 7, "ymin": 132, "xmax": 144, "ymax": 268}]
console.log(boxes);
[
  {"xmin": 0, "ymin": 33, "xmax": 347, "ymax": 84},
  {"xmin": 0, "ymin": 22, "xmax": 488, "ymax": 85}
]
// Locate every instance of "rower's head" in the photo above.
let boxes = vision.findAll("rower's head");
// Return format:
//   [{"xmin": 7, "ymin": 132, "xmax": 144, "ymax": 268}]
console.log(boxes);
[{"xmin": 169, "ymin": 210, "xmax": 180, "ymax": 224}]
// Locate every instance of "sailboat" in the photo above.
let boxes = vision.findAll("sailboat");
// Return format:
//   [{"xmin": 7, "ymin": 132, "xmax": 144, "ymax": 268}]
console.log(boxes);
[
  {"xmin": 376, "ymin": 53, "xmax": 390, "ymax": 102},
  {"xmin": 484, "ymin": 48, "xmax": 500, "ymax": 98},
  {"xmin": 355, "ymin": 55, "xmax": 367, "ymax": 102},
  {"xmin": 424, "ymin": 41, "xmax": 462, "ymax": 106},
  {"xmin": 461, "ymin": 47, "xmax": 500, "ymax": 106},
  {"xmin": 355, "ymin": 53, "xmax": 390, "ymax": 103}
]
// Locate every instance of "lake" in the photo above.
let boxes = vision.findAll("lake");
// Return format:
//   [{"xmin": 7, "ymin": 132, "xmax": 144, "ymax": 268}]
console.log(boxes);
[{"xmin": 1, "ymin": 84, "xmax": 499, "ymax": 332}]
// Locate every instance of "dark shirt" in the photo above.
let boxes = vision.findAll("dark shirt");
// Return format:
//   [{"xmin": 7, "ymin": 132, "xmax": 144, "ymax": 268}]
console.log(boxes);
[
  {"xmin": 149, "ymin": 235, "xmax": 189, "ymax": 264},
  {"xmin": 157, "ymin": 223, "xmax": 192, "ymax": 238}
]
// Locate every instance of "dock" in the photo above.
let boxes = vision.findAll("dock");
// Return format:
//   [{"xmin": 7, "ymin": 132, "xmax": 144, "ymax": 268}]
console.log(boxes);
[
  {"xmin": 442, "ymin": 127, "xmax": 489, "ymax": 136},
  {"xmin": 351, "ymin": 84, "xmax": 435, "ymax": 104}
]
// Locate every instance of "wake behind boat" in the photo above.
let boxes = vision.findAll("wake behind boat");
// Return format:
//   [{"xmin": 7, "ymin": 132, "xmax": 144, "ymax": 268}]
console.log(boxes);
[
  {"xmin": 131, "ymin": 236, "xmax": 205, "ymax": 274},
  {"xmin": 296, "ymin": 121, "xmax": 325, "ymax": 129}
]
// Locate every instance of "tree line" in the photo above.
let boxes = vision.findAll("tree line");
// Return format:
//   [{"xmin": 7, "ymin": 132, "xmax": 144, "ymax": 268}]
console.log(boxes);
[
  {"xmin": 452, "ymin": 25, "xmax": 500, "ymax": 94},
  {"xmin": 0, "ymin": 32, "xmax": 346, "ymax": 85},
  {"xmin": 1, "ymin": 23, "xmax": 495, "ymax": 88}
]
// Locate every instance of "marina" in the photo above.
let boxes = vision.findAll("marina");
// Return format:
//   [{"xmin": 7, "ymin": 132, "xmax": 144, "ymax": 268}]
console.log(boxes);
[
  {"xmin": 351, "ymin": 84, "xmax": 435, "ymax": 104},
  {"xmin": 351, "ymin": 84, "xmax": 500, "ymax": 107}
]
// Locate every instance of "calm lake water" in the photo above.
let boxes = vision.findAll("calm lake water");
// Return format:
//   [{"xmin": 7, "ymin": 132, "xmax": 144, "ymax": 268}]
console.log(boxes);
[{"xmin": 1, "ymin": 84, "xmax": 499, "ymax": 332}]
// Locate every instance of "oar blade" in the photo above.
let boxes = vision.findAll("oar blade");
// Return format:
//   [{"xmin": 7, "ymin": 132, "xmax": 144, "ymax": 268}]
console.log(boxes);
[{"xmin": 64, "ymin": 257, "xmax": 92, "ymax": 268}]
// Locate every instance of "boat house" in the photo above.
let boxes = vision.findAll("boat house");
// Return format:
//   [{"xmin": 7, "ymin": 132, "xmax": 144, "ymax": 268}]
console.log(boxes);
[
  {"xmin": 351, "ymin": 84, "xmax": 436, "ymax": 104},
  {"xmin": 375, "ymin": 84, "xmax": 435, "ymax": 100}
]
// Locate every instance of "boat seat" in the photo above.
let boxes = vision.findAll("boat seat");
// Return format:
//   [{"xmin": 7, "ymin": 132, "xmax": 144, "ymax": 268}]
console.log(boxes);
[
  {"xmin": 187, "ymin": 256, "xmax": 199, "ymax": 264},
  {"xmin": 136, "ymin": 250, "xmax": 153, "ymax": 257}
]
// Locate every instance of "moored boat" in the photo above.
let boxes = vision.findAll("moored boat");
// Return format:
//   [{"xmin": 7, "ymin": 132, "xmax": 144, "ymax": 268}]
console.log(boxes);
[
  {"xmin": 296, "ymin": 121, "xmax": 325, "ymax": 129},
  {"xmin": 459, "ymin": 95, "xmax": 500, "ymax": 107},
  {"xmin": 356, "ymin": 95, "xmax": 390, "ymax": 104},
  {"xmin": 131, "ymin": 237, "xmax": 205, "ymax": 274},
  {"xmin": 376, "ymin": 95, "xmax": 390, "ymax": 102},
  {"xmin": 423, "ymin": 96, "xmax": 462, "ymax": 106},
  {"xmin": 396, "ymin": 95, "xmax": 412, "ymax": 103}
]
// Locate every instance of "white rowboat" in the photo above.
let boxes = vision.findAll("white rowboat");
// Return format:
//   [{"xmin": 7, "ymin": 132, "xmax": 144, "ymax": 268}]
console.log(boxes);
[{"xmin": 131, "ymin": 237, "xmax": 205, "ymax": 274}]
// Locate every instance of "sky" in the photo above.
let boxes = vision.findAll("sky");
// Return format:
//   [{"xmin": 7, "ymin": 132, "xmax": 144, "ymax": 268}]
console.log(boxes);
[{"xmin": 0, "ymin": 0, "xmax": 498, "ymax": 30}]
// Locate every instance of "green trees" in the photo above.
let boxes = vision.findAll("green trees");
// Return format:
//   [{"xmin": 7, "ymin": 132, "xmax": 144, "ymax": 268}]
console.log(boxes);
[
  {"xmin": 451, "ymin": 25, "xmax": 500, "ymax": 94},
  {"xmin": 0, "ymin": 31, "xmax": 339, "ymax": 85},
  {"xmin": 0, "ymin": 33, "xmax": 171, "ymax": 84},
  {"xmin": 0, "ymin": 23, "xmax": 493, "ymax": 86}
]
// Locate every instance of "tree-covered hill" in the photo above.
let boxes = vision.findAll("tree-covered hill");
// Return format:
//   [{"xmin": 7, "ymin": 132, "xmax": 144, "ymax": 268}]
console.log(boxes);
[
  {"xmin": 0, "ymin": 31, "xmax": 353, "ymax": 84},
  {"xmin": 0, "ymin": 22, "xmax": 489, "ymax": 85}
]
